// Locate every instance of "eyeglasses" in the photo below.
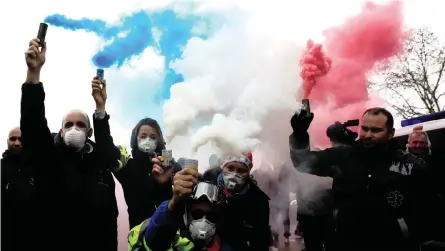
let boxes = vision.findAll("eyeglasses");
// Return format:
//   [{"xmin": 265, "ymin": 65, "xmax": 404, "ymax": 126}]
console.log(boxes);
[{"xmin": 9, "ymin": 136, "xmax": 22, "ymax": 142}]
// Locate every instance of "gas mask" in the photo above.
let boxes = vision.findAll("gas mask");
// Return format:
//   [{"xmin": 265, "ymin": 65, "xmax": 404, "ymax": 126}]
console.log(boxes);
[
  {"xmin": 184, "ymin": 182, "xmax": 223, "ymax": 249},
  {"xmin": 137, "ymin": 138, "xmax": 157, "ymax": 154},
  {"xmin": 222, "ymin": 172, "xmax": 247, "ymax": 193},
  {"xmin": 63, "ymin": 127, "xmax": 87, "ymax": 150}
]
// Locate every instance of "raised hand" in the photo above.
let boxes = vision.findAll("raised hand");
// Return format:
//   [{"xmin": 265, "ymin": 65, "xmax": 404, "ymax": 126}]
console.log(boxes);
[
  {"xmin": 25, "ymin": 38, "xmax": 46, "ymax": 72},
  {"xmin": 152, "ymin": 157, "xmax": 174, "ymax": 184},
  {"xmin": 91, "ymin": 76, "xmax": 107, "ymax": 111},
  {"xmin": 168, "ymin": 165, "xmax": 199, "ymax": 210}
]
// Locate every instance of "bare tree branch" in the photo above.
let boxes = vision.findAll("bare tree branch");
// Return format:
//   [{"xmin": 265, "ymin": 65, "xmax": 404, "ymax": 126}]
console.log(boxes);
[{"xmin": 374, "ymin": 27, "xmax": 445, "ymax": 118}]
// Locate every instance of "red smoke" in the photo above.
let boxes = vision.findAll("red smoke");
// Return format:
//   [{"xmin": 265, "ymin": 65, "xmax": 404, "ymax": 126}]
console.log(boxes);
[
  {"xmin": 300, "ymin": 40, "xmax": 332, "ymax": 98},
  {"xmin": 299, "ymin": 1, "xmax": 405, "ymax": 148}
]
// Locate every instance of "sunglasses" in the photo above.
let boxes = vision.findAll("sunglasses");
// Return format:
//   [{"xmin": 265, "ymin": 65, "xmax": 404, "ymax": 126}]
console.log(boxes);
[
  {"xmin": 9, "ymin": 136, "xmax": 22, "ymax": 142},
  {"xmin": 190, "ymin": 209, "xmax": 218, "ymax": 223}
]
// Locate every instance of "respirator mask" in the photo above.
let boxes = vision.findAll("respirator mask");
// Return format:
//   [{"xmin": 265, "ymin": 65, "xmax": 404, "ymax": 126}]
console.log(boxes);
[
  {"xmin": 184, "ymin": 182, "xmax": 223, "ymax": 248},
  {"xmin": 63, "ymin": 127, "xmax": 87, "ymax": 150},
  {"xmin": 222, "ymin": 173, "xmax": 247, "ymax": 193},
  {"xmin": 137, "ymin": 138, "xmax": 157, "ymax": 154}
]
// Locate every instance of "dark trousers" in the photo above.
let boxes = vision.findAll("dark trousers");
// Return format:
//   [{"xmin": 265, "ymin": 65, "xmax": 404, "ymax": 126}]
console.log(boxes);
[{"xmin": 298, "ymin": 214, "xmax": 336, "ymax": 251}]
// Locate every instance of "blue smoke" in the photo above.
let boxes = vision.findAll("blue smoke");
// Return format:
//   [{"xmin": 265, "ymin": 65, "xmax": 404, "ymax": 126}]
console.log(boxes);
[{"xmin": 44, "ymin": 9, "xmax": 217, "ymax": 98}]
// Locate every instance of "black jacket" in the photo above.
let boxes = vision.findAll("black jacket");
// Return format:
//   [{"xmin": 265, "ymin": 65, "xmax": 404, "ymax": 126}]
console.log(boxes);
[
  {"xmin": 20, "ymin": 83, "xmax": 118, "ymax": 251},
  {"xmin": 202, "ymin": 167, "xmax": 271, "ymax": 251},
  {"xmin": 290, "ymin": 132, "xmax": 430, "ymax": 250},
  {"xmin": 115, "ymin": 152, "xmax": 179, "ymax": 229},
  {"xmin": 1, "ymin": 150, "xmax": 40, "ymax": 251},
  {"xmin": 421, "ymin": 153, "xmax": 445, "ymax": 242},
  {"xmin": 93, "ymin": 116, "xmax": 180, "ymax": 229}
]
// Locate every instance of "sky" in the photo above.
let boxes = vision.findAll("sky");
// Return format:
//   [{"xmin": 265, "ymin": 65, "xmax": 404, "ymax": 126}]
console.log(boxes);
[
  {"xmin": 0, "ymin": 0, "xmax": 443, "ymax": 148},
  {"xmin": 1, "ymin": 0, "xmax": 444, "ymax": 250}
]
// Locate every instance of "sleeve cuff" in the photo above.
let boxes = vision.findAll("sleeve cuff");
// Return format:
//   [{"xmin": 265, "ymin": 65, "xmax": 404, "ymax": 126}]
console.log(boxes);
[{"xmin": 94, "ymin": 110, "xmax": 107, "ymax": 120}]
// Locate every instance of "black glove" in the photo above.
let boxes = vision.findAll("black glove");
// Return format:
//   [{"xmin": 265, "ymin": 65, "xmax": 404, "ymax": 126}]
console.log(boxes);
[{"xmin": 290, "ymin": 111, "xmax": 314, "ymax": 134}]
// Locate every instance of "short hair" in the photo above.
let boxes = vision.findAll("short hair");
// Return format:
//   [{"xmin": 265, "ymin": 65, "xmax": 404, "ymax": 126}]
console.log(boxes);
[{"xmin": 362, "ymin": 107, "xmax": 394, "ymax": 130}]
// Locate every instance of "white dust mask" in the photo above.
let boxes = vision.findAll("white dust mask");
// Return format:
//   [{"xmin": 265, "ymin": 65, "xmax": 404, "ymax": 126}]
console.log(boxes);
[
  {"xmin": 138, "ymin": 138, "xmax": 157, "ymax": 154},
  {"xmin": 63, "ymin": 127, "xmax": 87, "ymax": 150}
]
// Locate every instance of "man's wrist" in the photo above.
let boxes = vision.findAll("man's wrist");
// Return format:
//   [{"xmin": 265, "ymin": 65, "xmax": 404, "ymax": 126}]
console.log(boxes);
[
  {"xmin": 95, "ymin": 106, "xmax": 105, "ymax": 112},
  {"xmin": 167, "ymin": 198, "xmax": 177, "ymax": 211},
  {"xmin": 26, "ymin": 69, "xmax": 41, "ymax": 84}
]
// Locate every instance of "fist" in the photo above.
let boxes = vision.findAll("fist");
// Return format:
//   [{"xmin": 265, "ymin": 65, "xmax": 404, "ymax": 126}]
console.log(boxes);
[
  {"xmin": 25, "ymin": 38, "xmax": 46, "ymax": 71},
  {"xmin": 91, "ymin": 76, "xmax": 107, "ymax": 109},
  {"xmin": 290, "ymin": 111, "xmax": 314, "ymax": 133},
  {"xmin": 172, "ymin": 166, "xmax": 199, "ymax": 203}
]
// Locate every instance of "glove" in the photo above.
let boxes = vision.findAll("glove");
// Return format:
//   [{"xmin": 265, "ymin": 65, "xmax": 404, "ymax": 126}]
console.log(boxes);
[{"xmin": 290, "ymin": 111, "xmax": 314, "ymax": 134}]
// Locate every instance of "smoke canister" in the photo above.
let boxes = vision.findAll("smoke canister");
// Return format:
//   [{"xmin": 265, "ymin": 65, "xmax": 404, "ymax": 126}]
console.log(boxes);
[
  {"xmin": 184, "ymin": 158, "xmax": 198, "ymax": 171},
  {"xmin": 162, "ymin": 149, "xmax": 172, "ymax": 167},
  {"xmin": 97, "ymin": 69, "xmax": 104, "ymax": 83},
  {"xmin": 37, "ymin": 23, "xmax": 48, "ymax": 47}
]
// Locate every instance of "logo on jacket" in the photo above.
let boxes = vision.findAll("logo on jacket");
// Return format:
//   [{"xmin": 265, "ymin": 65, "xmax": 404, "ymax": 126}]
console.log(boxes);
[
  {"xmin": 387, "ymin": 190, "xmax": 404, "ymax": 208},
  {"xmin": 389, "ymin": 162, "xmax": 413, "ymax": 175}
]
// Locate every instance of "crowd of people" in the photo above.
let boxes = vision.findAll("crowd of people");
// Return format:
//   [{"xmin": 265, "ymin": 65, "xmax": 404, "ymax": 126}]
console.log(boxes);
[{"xmin": 1, "ymin": 37, "xmax": 445, "ymax": 251}]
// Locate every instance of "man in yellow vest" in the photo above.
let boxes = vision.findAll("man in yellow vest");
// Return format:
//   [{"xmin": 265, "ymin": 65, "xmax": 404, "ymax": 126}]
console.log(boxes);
[{"xmin": 128, "ymin": 159, "xmax": 233, "ymax": 251}]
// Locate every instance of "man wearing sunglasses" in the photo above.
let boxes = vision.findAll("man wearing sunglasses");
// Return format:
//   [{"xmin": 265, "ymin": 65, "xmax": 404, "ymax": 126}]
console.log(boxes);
[{"xmin": 128, "ymin": 164, "xmax": 232, "ymax": 251}]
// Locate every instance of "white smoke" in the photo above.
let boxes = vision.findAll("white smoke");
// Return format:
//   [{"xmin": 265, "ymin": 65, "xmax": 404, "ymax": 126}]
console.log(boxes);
[{"xmin": 164, "ymin": 11, "xmax": 304, "ymax": 164}]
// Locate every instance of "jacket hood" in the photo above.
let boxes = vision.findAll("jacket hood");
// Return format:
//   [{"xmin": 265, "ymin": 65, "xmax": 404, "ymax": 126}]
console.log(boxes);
[
  {"xmin": 2, "ymin": 149, "xmax": 21, "ymax": 159},
  {"xmin": 130, "ymin": 118, "xmax": 165, "ymax": 154}
]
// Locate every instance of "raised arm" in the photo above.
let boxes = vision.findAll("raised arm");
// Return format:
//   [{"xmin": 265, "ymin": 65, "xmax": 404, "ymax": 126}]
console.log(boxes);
[
  {"xmin": 289, "ymin": 112, "xmax": 339, "ymax": 177},
  {"xmin": 91, "ymin": 76, "xmax": 120, "ymax": 164},
  {"xmin": 21, "ymin": 38, "xmax": 55, "ymax": 161}
]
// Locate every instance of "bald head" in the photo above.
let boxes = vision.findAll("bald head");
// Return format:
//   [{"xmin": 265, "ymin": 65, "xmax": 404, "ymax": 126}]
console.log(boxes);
[
  {"xmin": 61, "ymin": 110, "xmax": 91, "ymax": 129},
  {"xmin": 7, "ymin": 126, "xmax": 22, "ymax": 153},
  {"xmin": 60, "ymin": 110, "xmax": 93, "ymax": 139}
]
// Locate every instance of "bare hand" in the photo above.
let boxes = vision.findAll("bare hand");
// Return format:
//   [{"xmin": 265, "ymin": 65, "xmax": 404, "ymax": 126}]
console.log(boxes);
[
  {"xmin": 172, "ymin": 166, "xmax": 199, "ymax": 203},
  {"xmin": 25, "ymin": 38, "xmax": 46, "ymax": 71},
  {"xmin": 92, "ymin": 76, "xmax": 107, "ymax": 110},
  {"xmin": 152, "ymin": 157, "xmax": 174, "ymax": 184}
]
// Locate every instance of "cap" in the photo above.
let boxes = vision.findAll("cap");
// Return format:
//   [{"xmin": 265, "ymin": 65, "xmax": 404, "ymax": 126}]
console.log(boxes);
[{"xmin": 221, "ymin": 153, "xmax": 253, "ymax": 170}]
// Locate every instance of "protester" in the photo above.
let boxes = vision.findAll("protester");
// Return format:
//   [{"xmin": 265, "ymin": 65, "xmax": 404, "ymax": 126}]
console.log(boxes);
[
  {"xmin": 128, "ymin": 161, "xmax": 231, "ymax": 251},
  {"xmin": 1, "ymin": 127, "xmax": 40, "ymax": 251},
  {"xmin": 293, "ymin": 119, "xmax": 356, "ymax": 251},
  {"xmin": 406, "ymin": 127, "xmax": 445, "ymax": 242},
  {"xmin": 21, "ymin": 38, "xmax": 119, "ymax": 250},
  {"xmin": 202, "ymin": 153, "xmax": 270, "ymax": 251},
  {"xmin": 289, "ymin": 107, "xmax": 430, "ymax": 250},
  {"xmin": 103, "ymin": 117, "xmax": 181, "ymax": 229}
]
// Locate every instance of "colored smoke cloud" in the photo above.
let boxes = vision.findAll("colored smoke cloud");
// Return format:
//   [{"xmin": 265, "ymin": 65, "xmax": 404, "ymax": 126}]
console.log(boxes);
[
  {"xmin": 300, "ymin": 1, "xmax": 406, "ymax": 148},
  {"xmin": 44, "ymin": 9, "xmax": 219, "ymax": 98},
  {"xmin": 163, "ymin": 16, "xmax": 302, "ymax": 163}
]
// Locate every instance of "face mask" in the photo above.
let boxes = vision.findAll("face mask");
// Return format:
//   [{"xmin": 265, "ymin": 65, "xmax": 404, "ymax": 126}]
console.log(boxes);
[
  {"xmin": 138, "ymin": 138, "xmax": 157, "ymax": 154},
  {"xmin": 63, "ymin": 127, "xmax": 87, "ymax": 149},
  {"xmin": 188, "ymin": 218, "xmax": 216, "ymax": 248},
  {"xmin": 222, "ymin": 173, "xmax": 247, "ymax": 193}
]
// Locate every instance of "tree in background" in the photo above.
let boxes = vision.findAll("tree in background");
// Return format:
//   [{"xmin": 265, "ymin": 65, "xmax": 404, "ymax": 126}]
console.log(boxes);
[{"xmin": 375, "ymin": 27, "xmax": 445, "ymax": 119}]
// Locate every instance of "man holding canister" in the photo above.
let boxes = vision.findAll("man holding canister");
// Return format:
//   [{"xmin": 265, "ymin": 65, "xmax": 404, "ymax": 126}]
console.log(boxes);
[{"xmin": 22, "ymin": 32, "xmax": 119, "ymax": 250}]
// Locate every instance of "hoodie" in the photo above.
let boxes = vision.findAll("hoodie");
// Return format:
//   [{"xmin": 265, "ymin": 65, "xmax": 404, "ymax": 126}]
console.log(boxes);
[
  {"xmin": 115, "ymin": 117, "xmax": 180, "ymax": 229},
  {"xmin": 130, "ymin": 118, "xmax": 165, "ymax": 156}
]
